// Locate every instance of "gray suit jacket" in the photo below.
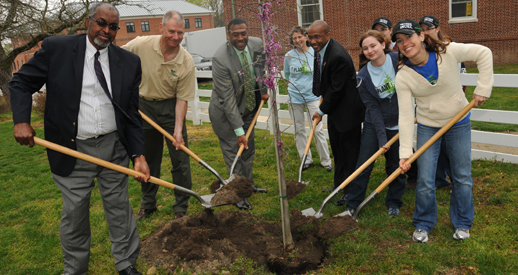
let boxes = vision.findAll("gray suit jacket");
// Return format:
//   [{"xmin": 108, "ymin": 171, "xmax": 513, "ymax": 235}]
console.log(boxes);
[{"xmin": 209, "ymin": 37, "xmax": 267, "ymax": 139}]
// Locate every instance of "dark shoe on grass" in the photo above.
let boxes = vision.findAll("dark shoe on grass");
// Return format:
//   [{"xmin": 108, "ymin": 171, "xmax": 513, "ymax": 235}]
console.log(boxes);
[
  {"xmin": 302, "ymin": 163, "xmax": 313, "ymax": 171},
  {"xmin": 334, "ymin": 193, "xmax": 348, "ymax": 206},
  {"xmin": 119, "ymin": 266, "xmax": 142, "ymax": 275},
  {"xmin": 175, "ymin": 212, "xmax": 186, "ymax": 219},
  {"xmin": 135, "ymin": 208, "xmax": 157, "ymax": 221},
  {"xmin": 236, "ymin": 198, "xmax": 253, "ymax": 210},
  {"xmin": 322, "ymin": 165, "xmax": 334, "ymax": 172}
]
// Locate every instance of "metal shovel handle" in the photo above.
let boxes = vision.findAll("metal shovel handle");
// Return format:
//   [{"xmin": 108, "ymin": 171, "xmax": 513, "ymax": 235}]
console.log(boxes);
[
  {"xmin": 353, "ymin": 100, "xmax": 476, "ymax": 219},
  {"xmin": 33, "ymin": 137, "xmax": 211, "ymax": 208}
]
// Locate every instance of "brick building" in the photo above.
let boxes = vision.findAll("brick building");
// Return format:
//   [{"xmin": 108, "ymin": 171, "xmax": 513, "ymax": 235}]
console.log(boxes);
[
  {"xmin": 223, "ymin": 0, "xmax": 517, "ymax": 68},
  {"xmin": 11, "ymin": 0, "xmax": 214, "ymax": 73}
]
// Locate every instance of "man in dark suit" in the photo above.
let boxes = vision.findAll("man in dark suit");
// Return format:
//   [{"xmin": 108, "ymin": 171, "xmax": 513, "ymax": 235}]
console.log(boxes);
[
  {"xmin": 209, "ymin": 18, "xmax": 269, "ymax": 210},
  {"xmin": 309, "ymin": 20, "xmax": 365, "ymax": 204},
  {"xmin": 9, "ymin": 3, "xmax": 149, "ymax": 275}
]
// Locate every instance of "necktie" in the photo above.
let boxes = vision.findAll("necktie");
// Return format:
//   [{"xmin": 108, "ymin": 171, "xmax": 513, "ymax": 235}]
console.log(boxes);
[
  {"xmin": 313, "ymin": 52, "xmax": 321, "ymax": 96},
  {"xmin": 94, "ymin": 51, "xmax": 131, "ymax": 121},
  {"xmin": 242, "ymin": 51, "xmax": 256, "ymax": 111}
]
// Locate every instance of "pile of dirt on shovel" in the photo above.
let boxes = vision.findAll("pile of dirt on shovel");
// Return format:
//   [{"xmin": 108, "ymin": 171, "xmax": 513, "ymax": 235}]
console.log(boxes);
[
  {"xmin": 285, "ymin": 179, "xmax": 307, "ymax": 200},
  {"xmin": 209, "ymin": 176, "xmax": 253, "ymax": 205},
  {"xmin": 140, "ymin": 208, "xmax": 358, "ymax": 274}
]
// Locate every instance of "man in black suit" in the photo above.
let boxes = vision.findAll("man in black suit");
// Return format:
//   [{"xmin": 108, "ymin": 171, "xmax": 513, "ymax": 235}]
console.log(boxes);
[
  {"xmin": 9, "ymin": 3, "xmax": 149, "ymax": 275},
  {"xmin": 309, "ymin": 20, "xmax": 365, "ymax": 204}
]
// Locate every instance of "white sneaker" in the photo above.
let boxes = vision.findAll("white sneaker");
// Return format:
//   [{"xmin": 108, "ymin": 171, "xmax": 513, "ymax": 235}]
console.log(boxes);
[
  {"xmin": 413, "ymin": 229, "xmax": 429, "ymax": 243},
  {"xmin": 453, "ymin": 229, "xmax": 470, "ymax": 240}
]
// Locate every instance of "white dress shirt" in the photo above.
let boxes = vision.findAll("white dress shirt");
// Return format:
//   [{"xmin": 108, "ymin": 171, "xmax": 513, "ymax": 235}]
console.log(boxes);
[{"xmin": 76, "ymin": 39, "xmax": 117, "ymax": 140}]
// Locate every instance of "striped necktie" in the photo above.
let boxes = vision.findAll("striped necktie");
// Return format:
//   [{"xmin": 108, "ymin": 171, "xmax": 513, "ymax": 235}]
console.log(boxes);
[{"xmin": 313, "ymin": 52, "xmax": 321, "ymax": 96}]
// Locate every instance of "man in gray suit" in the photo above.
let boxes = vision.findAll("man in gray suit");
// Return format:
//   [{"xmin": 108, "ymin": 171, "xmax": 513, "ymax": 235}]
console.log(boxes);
[{"xmin": 209, "ymin": 18, "xmax": 269, "ymax": 210}]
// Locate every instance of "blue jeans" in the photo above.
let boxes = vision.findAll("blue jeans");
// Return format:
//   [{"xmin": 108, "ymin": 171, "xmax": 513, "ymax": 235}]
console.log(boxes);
[
  {"xmin": 414, "ymin": 121, "xmax": 474, "ymax": 232},
  {"xmin": 347, "ymin": 122, "xmax": 406, "ymax": 210}
]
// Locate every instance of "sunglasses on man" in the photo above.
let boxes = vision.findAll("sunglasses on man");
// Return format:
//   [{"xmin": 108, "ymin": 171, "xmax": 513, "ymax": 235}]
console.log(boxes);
[{"xmin": 89, "ymin": 16, "xmax": 120, "ymax": 31}]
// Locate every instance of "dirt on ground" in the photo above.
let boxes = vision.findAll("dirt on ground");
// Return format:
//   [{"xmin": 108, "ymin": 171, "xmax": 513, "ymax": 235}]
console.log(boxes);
[
  {"xmin": 140, "ymin": 208, "xmax": 358, "ymax": 274},
  {"xmin": 209, "ymin": 176, "xmax": 253, "ymax": 206}
]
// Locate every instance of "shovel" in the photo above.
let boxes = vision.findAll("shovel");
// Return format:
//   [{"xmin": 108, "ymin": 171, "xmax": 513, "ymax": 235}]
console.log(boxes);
[
  {"xmin": 201, "ymin": 99, "xmax": 266, "ymax": 201},
  {"xmin": 352, "ymin": 100, "xmax": 476, "ymax": 219},
  {"xmin": 297, "ymin": 97, "xmax": 324, "ymax": 185},
  {"xmin": 138, "ymin": 110, "xmax": 228, "ymax": 185},
  {"xmin": 301, "ymin": 132, "xmax": 401, "ymax": 218},
  {"xmin": 32, "ymin": 137, "xmax": 233, "ymax": 208}
]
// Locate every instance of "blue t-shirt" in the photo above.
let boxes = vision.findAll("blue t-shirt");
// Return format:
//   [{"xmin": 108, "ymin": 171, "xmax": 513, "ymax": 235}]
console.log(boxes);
[
  {"xmin": 367, "ymin": 54, "xmax": 398, "ymax": 130},
  {"xmin": 284, "ymin": 48, "xmax": 320, "ymax": 104},
  {"xmin": 407, "ymin": 51, "xmax": 439, "ymax": 85}
]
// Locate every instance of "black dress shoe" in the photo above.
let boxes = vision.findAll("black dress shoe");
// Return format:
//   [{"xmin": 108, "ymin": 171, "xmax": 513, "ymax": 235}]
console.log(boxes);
[
  {"xmin": 236, "ymin": 198, "xmax": 253, "ymax": 210},
  {"xmin": 135, "ymin": 208, "xmax": 157, "ymax": 221},
  {"xmin": 175, "ymin": 212, "xmax": 186, "ymax": 219},
  {"xmin": 252, "ymin": 185, "xmax": 268, "ymax": 193},
  {"xmin": 334, "ymin": 193, "xmax": 348, "ymax": 206},
  {"xmin": 119, "ymin": 265, "xmax": 142, "ymax": 275}
]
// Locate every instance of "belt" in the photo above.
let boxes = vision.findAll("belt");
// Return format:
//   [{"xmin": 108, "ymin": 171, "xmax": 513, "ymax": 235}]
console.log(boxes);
[{"xmin": 140, "ymin": 96, "xmax": 167, "ymax": 101}]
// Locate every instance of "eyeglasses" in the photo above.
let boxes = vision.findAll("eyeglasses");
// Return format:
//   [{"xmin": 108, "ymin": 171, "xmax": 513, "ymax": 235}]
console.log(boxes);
[{"xmin": 89, "ymin": 17, "xmax": 120, "ymax": 31}]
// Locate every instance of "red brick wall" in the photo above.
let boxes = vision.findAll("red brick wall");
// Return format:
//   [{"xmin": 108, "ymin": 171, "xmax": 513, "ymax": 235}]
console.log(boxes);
[
  {"xmin": 224, "ymin": 0, "xmax": 518, "ymax": 69},
  {"xmin": 115, "ymin": 14, "xmax": 214, "ymax": 46}
]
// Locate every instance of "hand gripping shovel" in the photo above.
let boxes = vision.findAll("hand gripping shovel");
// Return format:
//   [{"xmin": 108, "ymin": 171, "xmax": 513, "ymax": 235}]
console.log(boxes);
[
  {"xmin": 352, "ymin": 100, "xmax": 476, "ymax": 219},
  {"xmin": 32, "ymin": 137, "xmax": 232, "ymax": 208},
  {"xmin": 201, "ymin": 99, "xmax": 266, "ymax": 201},
  {"xmin": 301, "ymin": 133, "xmax": 401, "ymax": 218},
  {"xmin": 138, "ymin": 110, "xmax": 229, "ymax": 185}
]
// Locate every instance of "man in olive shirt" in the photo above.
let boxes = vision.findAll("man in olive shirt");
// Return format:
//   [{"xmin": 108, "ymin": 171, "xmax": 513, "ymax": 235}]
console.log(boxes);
[{"xmin": 123, "ymin": 10, "xmax": 195, "ymax": 220}]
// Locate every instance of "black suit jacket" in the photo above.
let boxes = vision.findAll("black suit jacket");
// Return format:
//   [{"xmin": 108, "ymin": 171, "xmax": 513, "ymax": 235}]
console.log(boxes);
[
  {"xmin": 9, "ymin": 34, "xmax": 145, "ymax": 177},
  {"xmin": 316, "ymin": 39, "xmax": 365, "ymax": 132}
]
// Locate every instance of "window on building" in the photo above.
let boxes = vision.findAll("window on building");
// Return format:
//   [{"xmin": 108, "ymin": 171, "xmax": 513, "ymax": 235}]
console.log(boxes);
[
  {"xmin": 450, "ymin": 0, "xmax": 477, "ymax": 23},
  {"xmin": 195, "ymin": 18, "xmax": 202, "ymax": 28},
  {"xmin": 298, "ymin": 0, "xmax": 323, "ymax": 27},
  {"xmin": 141, "ymin": 21, "xmax": 150, "ymax": 32},
  {"xmin": 126, "ymin": 22, "xmax": 135, "ymax": 33},
  {"xmin": 185, "ymin": 19, "xmax": 190, "ymax": 29}
]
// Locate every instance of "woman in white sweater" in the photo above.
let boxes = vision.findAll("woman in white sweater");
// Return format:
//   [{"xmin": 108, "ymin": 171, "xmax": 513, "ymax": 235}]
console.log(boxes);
[{"xmin": 392, "ymin": 19, "xmax": 493, "ymax": 243}]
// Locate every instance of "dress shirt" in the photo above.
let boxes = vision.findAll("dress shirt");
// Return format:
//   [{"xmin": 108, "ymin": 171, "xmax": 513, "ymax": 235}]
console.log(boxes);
[{"xmin": 76, "ymin": 39, "xmax": 117, "ymax": 140}]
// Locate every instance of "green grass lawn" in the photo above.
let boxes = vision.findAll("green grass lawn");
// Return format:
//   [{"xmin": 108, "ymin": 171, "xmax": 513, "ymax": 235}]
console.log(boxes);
[{"xmin": 1, "ymin": 114, "xmax": 517, "ymax": 274}]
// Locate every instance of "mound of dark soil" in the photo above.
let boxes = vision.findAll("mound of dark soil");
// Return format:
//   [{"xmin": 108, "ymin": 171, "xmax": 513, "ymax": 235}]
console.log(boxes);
[
  {"xmin": 140, "ymin": 208, "xmax": 358, "ymax": 274},
  {"xmin": 210, "ymin": 176, "xmax": 254, "ymax": 206}
]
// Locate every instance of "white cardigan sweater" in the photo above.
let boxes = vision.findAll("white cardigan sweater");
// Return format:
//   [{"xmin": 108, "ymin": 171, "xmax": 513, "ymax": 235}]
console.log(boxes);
[{"xmin": 395, "ymin": 42, "xmax": 494, "ymax": 158}]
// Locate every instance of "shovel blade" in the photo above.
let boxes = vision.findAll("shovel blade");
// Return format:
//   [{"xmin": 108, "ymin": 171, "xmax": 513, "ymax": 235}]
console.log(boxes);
[
  {"xmin": 200, "ymin": 194, "xmax": 215, "ymax": 202},
  {"xmin": 301, "ymin": 208, "xmax": 316, "ymax": 217},
  {"xmin": 301, "ymin": 180, "xmax": 311, "ymax": 185}
]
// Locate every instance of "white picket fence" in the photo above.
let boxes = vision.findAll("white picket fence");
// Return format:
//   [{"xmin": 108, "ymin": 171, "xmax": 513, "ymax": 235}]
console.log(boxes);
[{"xmin": 187, "ymin": 71, "xmax": 518, "ymax": 164}]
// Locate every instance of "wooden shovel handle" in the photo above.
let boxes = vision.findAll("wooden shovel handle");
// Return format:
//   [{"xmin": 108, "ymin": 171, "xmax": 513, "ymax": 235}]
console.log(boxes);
[
  {"xmin": 236, "ymin": 99, "xmax": 266, "ymax": 157},
  {"xmin": 374, "ymin": 100, "xmax": 476, "ymax": 193},
  {"xmin": 303, "ymin": 97, "xmax": 324, "ymax": 155},
  {"xmin": 138, "ymin": 110, "xmax": 202, "ymax": 162},
  {"xmin": 33, "ymin": 137, "xmax": 177, "ymax": 191}
]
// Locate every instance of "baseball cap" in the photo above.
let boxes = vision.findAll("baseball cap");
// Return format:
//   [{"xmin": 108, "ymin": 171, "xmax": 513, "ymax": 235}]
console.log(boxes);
[
  {"xmin": 391, "ymin": 19, "xmax": 422, "ymax": 42},
  {"xmin": 372, "ymin": 17, "xmax": 392, "ymax": 29},
  {"xmin": 419, "ymin": 15, "xmax": 440, "ymax": 27}
]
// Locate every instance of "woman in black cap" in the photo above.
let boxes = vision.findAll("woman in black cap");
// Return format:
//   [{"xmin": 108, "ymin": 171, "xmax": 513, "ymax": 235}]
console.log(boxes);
[{"xmin": 393, "ymin": 19, "xmax": 493, "ymax": 243}]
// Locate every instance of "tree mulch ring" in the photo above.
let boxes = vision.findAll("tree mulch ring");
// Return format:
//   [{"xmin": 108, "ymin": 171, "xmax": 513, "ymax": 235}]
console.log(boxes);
[
  {"xmin": 209, "ymin": 176, "xmax": 253, "ymax": 206},
  {"xmin": 285, "ymin": 179, "xmax": 307, "ymax": 200},
  {"xmin": 140, "ymin": 208, "xmax": 358, "ymax": 274}
]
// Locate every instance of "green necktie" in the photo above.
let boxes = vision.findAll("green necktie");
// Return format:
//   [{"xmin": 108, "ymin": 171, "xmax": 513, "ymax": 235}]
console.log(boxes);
[{"xmin": 242, "ymin": 51, "xmax": 256, "ymax": 111}]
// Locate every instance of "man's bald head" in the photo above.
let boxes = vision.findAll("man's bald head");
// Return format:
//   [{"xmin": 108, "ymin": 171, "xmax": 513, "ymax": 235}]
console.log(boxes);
[{"xmin": 308, "ymin": 20, "xmax": 331, "ymax": 52}]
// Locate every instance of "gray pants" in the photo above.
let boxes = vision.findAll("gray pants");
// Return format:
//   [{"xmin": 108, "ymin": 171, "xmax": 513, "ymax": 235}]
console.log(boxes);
[
  {"xmin": 52, "ymin": 132, "xmax": 139, "ymax": 274},
  {"xmin": 216, "ymin": 110, "xmax": 256, "ymax": 182},
  {"xmin": 139, "ymin": 97, "xmax": 193, "ymax": 213}
]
